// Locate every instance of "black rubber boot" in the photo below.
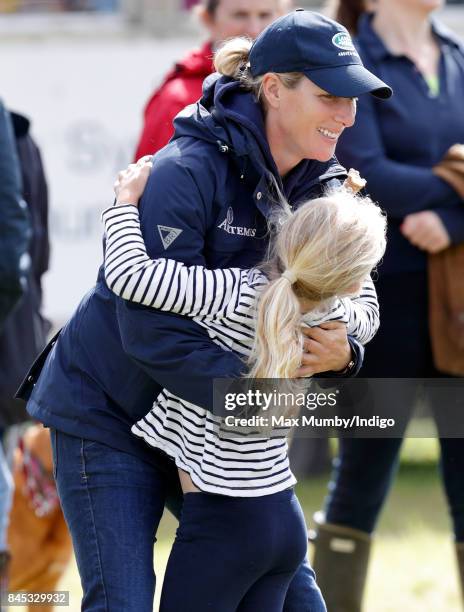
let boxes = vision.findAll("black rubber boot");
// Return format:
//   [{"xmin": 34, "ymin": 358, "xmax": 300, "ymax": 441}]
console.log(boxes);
[
  {"xmin": 0, "ymin": 551, "xmax": 11, "ymax": 612},
  {"xmin": 310, "ymin": 513, "xmax": 371, "ymax": 612}
]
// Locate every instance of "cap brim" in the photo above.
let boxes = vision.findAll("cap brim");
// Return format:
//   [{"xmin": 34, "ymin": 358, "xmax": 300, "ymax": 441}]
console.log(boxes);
[{"xmin": 304, "ymin": 63, "xmax": 392, "ymax": 99}]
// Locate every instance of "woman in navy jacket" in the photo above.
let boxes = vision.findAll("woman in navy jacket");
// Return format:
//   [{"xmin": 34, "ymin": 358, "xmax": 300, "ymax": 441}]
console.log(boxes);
[
  {"xmin": 21, "ymin": 10, "xmax": 391, "ymax": 611},
  {"xmin": 312, "ymin": 1, "xmax": 464, "ymax": 610}
]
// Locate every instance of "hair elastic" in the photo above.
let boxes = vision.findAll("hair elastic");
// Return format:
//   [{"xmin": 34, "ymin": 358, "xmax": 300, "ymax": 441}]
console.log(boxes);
[{"xmin": 281, "ymin": 270, "xmax": 297, "ymax": 284}]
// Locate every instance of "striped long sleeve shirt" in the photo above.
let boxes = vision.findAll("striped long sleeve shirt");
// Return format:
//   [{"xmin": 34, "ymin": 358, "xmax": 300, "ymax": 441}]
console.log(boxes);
[{"xmin": 102, "ymin": 204, "xmax": 379, "ymax": 496}]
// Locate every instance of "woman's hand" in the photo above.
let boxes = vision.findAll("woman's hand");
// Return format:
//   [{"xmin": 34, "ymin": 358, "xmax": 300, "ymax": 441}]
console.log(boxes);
[
  {"xmin": 114, "ymin": 155, "xmax": 153, "ymax": 206},
  {"xmin": 295, "ymin": 321, "xmax": 351, "ymax": 377},
  {"xmin": 401, "ymin": 210, "xmax": 451, "ymax": 254}
]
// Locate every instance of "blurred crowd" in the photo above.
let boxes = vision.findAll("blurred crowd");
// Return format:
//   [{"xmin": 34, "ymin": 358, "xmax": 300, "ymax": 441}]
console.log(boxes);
[
  {"xmin": 1, "ymin": 1, "xmax": 464, "ymax": 611},
  {"xmin": 0, "ymin": 0, "xmax": 117, "ymax": 13}
]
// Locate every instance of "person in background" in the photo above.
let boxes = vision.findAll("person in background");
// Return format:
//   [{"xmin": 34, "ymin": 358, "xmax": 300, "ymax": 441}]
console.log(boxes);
[
  {"xmin": 0, "ymin": 103, "xmax": 30, "ymax": 331},
  {"xmin": 0, "ymin": 112, "xmax": 71, "ymax": 612},
  {"xmin": 311, "ymin": 1, "xmax": 464, "ymax": 610},
  {"xmin": 0, "ymin": 100, "xmax": 30, "ymax": 598},
  {"xmin": 134, "ymin": 0, "xmax": 291, "ymax": 159},
  {"xmin": 0, "ymin": 112, "xmax": 50, "ymax": 433}
]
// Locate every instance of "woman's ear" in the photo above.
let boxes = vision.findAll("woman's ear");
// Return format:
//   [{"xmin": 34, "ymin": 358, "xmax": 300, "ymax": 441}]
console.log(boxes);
[
  {"xmin": 261, "ymin": 74, "xmax": 282, "ymax": 110},
  {"xmin": 197, "ymin": 5, "xmax": 215, "ymax": 34}
]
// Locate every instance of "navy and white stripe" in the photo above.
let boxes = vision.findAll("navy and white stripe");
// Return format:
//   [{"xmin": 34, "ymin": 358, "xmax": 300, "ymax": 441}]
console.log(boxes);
[{"xmin": 102, "ymin": 205, "xmax": 379, "ymax": 496}]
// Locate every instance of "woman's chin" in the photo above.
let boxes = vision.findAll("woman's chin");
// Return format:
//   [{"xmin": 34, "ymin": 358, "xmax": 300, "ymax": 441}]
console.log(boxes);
[
  {"xmin": 308, "ymin": 138, "xmax": 338, "ymax": 162},
  {"xmin": 312, "ymin": 148, "xmax": 337, "ymax": 162}
]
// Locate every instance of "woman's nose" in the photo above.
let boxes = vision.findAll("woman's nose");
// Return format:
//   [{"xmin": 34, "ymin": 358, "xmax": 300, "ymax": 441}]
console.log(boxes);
[
  {"xmin": 334, "ymin": 99, "xmax": 357, "ymax": 128},
  {"xmin": 244, "ymin": 18, "xmax": 262, "ymax": 40}
]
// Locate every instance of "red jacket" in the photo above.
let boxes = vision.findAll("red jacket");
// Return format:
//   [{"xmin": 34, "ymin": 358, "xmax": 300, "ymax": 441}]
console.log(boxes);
[{"xmin": 134, "ymin": 42, "xmax": 214, "ymax": 160}]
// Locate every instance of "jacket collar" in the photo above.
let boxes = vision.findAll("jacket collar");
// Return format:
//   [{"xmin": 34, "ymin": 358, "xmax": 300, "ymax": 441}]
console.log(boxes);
[
  {"xmin": 211, "ymin": 78, "xmax": 280, "ymax": 174},
  {"xmin": 11, "ymin": 112, "xmax": 30, "ymax": 139},
  {"xmin": 357, "ymin": 12, "xmax": 463, "ymax": 63},
  {"xmin": 431, "ymin": 18, "xmax": 464, "ymax": 50}
]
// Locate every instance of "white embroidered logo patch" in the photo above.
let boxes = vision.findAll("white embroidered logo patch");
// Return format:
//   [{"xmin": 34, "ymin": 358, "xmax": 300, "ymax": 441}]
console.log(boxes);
[
  {"xmin": 217, "ymin": 207, "xmax": 256, "ymax": 237},
  {"xmin": 157, "ymin": 225, "xmax": 183, "ymax": 250},
  {"xmin": 332, "ymin": 32, "xmax": 355, "ymax": 51}
]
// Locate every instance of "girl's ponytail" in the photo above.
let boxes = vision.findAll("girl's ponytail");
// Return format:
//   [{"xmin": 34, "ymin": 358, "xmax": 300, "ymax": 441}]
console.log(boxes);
[{"xmin": 248, "ymin": 274, "xmax": 303, "ymax": 379}]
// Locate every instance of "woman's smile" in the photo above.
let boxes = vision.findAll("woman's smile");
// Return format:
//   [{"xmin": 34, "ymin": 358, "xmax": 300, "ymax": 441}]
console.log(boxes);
[{"xmin": 317, "ymin": 127, "xmax": 342, "ymax": 141}]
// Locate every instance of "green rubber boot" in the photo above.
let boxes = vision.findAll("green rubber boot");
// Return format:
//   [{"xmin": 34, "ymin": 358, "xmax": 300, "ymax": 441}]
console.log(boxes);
[{"xmin": 310, "ymin": 514, "xmax": 372, "ymax": 612}]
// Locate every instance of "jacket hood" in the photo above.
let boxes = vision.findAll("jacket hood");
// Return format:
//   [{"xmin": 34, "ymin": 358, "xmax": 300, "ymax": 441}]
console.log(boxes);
[{"xmin": 172, "ymin": 74, "xmax": 280, "ymax": 177}]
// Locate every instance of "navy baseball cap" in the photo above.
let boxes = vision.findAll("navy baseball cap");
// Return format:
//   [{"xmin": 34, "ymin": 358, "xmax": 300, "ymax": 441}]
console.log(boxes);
[{"xmin": 249, "ymin": 10, "xmax": 392, "ymax": 99}]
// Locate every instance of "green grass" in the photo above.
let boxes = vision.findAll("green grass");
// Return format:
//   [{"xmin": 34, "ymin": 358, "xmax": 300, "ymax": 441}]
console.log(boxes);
[{"xmin": 52, "ymin": 437, "xmax": 461, "ymax": 611}]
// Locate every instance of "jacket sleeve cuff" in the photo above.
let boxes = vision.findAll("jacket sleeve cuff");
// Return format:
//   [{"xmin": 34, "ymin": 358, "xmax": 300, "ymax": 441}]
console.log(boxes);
[
  {"xmin": 325, "ymin": 336, "xmax": 364, "ymax": 378},
  {"xmin": 434, "ymin": 208, "xmax": 464, "ymax": 245}
]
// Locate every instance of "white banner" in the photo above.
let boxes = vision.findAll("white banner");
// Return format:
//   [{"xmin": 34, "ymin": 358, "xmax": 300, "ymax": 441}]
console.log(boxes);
[{"xmin": 2, "ymin": 23, "xmax": 198, "ymax": 326}]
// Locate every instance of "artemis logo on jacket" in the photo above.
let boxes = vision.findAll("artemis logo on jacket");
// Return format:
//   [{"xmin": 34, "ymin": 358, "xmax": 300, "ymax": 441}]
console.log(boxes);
[{"xmin": 217, "ymin": 207, "xmax": 256, "ymax": 237}]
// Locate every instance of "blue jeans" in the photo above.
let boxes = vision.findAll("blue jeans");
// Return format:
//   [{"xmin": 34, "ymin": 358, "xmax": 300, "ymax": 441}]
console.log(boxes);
[
  {"xmin": 51, "ymin": 430, "xmax": 326, "ymax": 611},
  {"xmin": 0, "ymin": 437, "xmax": 13, "ymax": 551}
]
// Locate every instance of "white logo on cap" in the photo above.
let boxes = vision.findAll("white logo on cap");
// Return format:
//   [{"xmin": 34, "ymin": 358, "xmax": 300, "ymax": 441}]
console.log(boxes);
[{"xmin": 332, "ymin": 32, "xmax": 355, "ymax": 51}]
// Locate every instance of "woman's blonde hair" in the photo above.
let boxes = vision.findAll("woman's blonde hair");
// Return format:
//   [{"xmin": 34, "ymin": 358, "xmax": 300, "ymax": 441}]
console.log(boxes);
[
  {"xmin": 247, "ymin": 187, "xmax": 387, "ymax": 378},
  {"xmin": 213, "ymin": 37, "xmax": 304, "ymax": 104}
]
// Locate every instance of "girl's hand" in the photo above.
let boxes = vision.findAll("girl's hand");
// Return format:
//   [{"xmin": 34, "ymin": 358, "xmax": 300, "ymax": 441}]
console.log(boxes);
[{"xmin": 114, "ymin": 155, "xmax": 153, "ymax": 206}]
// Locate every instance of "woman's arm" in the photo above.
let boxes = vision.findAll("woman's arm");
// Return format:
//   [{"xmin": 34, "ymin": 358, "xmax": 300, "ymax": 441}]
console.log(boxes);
[{"xmin": 103, "ymin": 204, "xmax": 266, "ymax": 319}]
